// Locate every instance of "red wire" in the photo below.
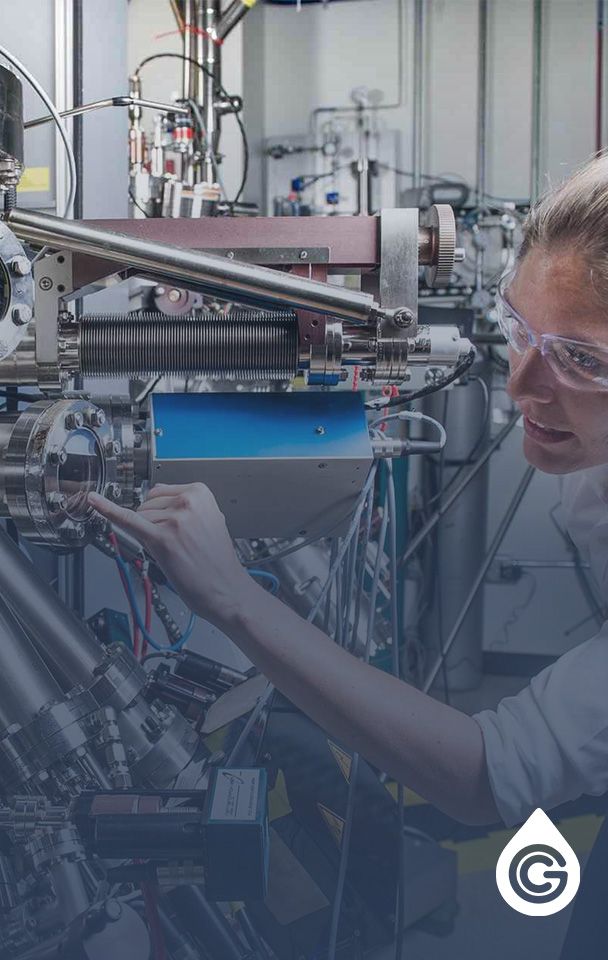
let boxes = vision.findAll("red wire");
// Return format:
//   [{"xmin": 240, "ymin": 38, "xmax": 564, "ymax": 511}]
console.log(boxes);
[{"xmin": 141, "ymin": 881, "xmax": 167, "ymax": 960}]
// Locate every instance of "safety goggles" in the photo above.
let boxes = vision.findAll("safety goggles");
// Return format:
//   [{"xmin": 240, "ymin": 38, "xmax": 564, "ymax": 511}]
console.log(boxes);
[{"xmin": 495, "ymin": 271, "xmax": 608, "ymax": 390}]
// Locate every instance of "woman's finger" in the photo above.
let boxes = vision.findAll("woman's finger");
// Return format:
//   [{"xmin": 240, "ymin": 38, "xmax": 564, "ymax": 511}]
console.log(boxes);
[{"xmin": 88, "ymin": 493, "xmax": 163, "ymax": 549}]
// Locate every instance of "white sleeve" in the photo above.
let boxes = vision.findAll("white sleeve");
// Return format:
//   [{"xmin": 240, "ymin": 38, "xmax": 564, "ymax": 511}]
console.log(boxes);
[{"xmin": 473, "ymin": 626, "xmax": 608, "ymax": 827}]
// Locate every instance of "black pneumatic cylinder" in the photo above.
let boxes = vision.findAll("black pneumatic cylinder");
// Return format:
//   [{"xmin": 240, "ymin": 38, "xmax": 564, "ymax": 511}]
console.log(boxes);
[
  {"xmin": 78, "ymin": 310, "xmax": 299, "ymax": 380},
  {"xmin": 0, "ymin": 65, "xmax": 23, "ymax": 166}
]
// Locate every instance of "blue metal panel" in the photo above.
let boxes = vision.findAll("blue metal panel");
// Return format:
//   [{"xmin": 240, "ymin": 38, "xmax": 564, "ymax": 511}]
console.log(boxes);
[{"xmin": 151, "ymin": 392, "xmax": 371, "ymax": 461}]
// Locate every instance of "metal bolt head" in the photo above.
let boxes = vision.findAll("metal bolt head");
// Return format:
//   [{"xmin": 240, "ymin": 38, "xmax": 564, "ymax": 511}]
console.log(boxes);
[
  {"xmin": 64, "ymin": 412, "xmax": 84, "ymax": 430},
  {"xmin": 86, "ymin": 408, "xmax": 106, "ymax": 427},
  {"xmin": 48, "ymin": 448, "xmax": 68, "ymax": 466},
  {"xmin": 105, "ymin": 440, "xmax": 121, "ymax": 456},
  {"xmin": 104, "ymin": 482, "xmax": 122, "ymax": 502},
  {"xmin": 47, "ymin": 493, "xmax": 68, "ymax": 514},
  {"xmin": 11, "ymin": 304, "xmax": 32, "ymax": 326},
  {"xmin": 168, "ymin": 288, "xmax": 181, "ymax": 303},
  {"xmin": 226, "ymin": 250, "xmax": 235, "ymax": 260},
  {"xmin": 154, "ymin": 285, "xmax": 166, "ymax": 297},
  {"xmin": 154, "ymin": 427, "xmax": 163, "ymax": 437},
  {"xmin": 10, "ymin": 256, "xmax": 31, "ymax": 277},
  {"xmin": 65, "ymin": 523, "xmax": 85, "ymax": 540},
  {"xmin": 315, "ymin": 425, "xmax": 326, "ymax": 435},
  {"xmin": 299, "ymin": 249, "xmax": 309, "ymax": 260},
  {"xmin": 393, "ymin": 307, "xmax": 415, "ymax": 328},
  {"xmin": 39, "ymin": 277, "xmax": 53, "ymax": 291}
]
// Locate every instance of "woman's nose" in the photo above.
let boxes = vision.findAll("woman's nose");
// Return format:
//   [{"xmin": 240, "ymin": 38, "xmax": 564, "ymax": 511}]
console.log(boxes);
[{"xmin": 507, "ymin": 346, "xmax": 556, "ymax": 405}]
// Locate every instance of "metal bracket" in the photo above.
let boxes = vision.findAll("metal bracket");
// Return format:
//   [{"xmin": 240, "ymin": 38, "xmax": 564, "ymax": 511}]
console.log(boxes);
[
  {"xmin": 33, "ymin": 252, "xmax": 74, "ymax": 392},
  {"xmin": 205, "ymin": 246, "xmax": 330, "ymax": 265},
  {"xmin": 379, "ymin": 208, "xmax": 419, "ymax": 338}
]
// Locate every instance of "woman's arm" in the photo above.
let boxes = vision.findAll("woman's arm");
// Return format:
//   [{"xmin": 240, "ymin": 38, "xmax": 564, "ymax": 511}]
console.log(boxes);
[{"xmin": 89, "ymin": 483, "xmax": 499, "ymax": 826}]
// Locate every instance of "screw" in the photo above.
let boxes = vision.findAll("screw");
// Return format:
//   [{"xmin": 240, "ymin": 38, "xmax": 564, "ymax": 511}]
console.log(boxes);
[
  {"xmin": 299, "ymin": 249, "xmax": 309, "ymax": 260},
  {"xmin": 315, "ymin": 425, "xmax": 326, "ymax": 435},
  {"xmin": 105, "ymin": 440, "xmax": 121, "ymax": 456},
  {"xmin": 168, "ymin": 288, "xmax": 181, "ymax": 303},
  {"xmin": 226, "ymin": 250, "xmax": 235, "ymax": 260},
  {"xmin": 154, "ymin": 427, "xmax": 163, "ymax": 437},
  {"xmin": 318, "ymin": 462, "xmax": 328, "ymax": 469},
  {"xmin": 47, "ymin": 448, "xmax": 68, "ymax": 466},
  {"xmin": 47, "ymin": 493, "xmax": 68, "ymax": 514},
  {"xmin": 86, "ymin": 408, "xmax": 106, "ymax": 427},
  {"xmin": 65, "ymin": 523, "xmax": 85, "ymax": 540},
  {"xmin": 104, "ymin": 482, "xmax": 122, "ymax": 501},
  {"xmin": 11, "ymin": 304, "xmax": 32, "ymax": 325},
  {"xmin": 39, "ymin": 277, "xmax": 53, "ymax": 291},
  {"xmin": 64, "ymin": 411, "xmax": 84, "ymax": 430},
  {"xmin": 10, "ymin": 256, "xmax": 31, "ymax": 277},
  {"xmin": 154, "ymin": 285, "xmax": 166, "ymax": 297},
  {"xmin": 393, "ymin": 307, "xmax": 415, "ymax": 328}
]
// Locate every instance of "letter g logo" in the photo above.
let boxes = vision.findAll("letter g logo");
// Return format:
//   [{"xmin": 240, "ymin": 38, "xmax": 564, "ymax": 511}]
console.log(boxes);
[{"xmin": 496, "ymin": 809, "xmax": 580, "ymax": 916}]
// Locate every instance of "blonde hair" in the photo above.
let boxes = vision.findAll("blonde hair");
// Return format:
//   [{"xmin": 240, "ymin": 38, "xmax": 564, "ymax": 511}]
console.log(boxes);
[{"xmin": 520, "ymin": 154, "xmax": 608, "ymax": 295}]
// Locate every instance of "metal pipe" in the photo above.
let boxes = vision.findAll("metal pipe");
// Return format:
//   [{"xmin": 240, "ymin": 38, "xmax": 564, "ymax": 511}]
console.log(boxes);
[
  {"xmin": 423, "ymin": 465, "xmax": 535, "ymax": 694},
  {"xmin": 531, "ymin": 0, "xmax": 544, "ymax": 201},
  {"xmin": 412, "ymin": 0, "xmax": 424, "ymax": 190},
  {"xmin": 182, "ymin": 0, "xmax": 195, "ymax": 101},
  {"xmin": 217, "ymin": 0, "xmax": 254, "ymax": 41},
  {"xmin": 0, "ymin": 595, "xmax": 63, "ymax": 730},
  {"xmin": 399, "ymin": 412, "xmax": 521, "ymax": 572},
  {"xmin": 7, "ymin": 208, "xmax": 379, "ymax": 323},
  {"xmin": 24, "ymin": 97, "xmax": 189, "ymax": 129},
  {"xmin": 476, "ymin": 0, "xmax": 489, "ymax": 206},
  {"xmin": 0, "ymin": 523, "xmax": 103, "ymax": 690}
]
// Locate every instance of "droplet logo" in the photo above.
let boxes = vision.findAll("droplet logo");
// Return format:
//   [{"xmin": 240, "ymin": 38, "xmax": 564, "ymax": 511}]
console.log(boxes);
[{"xmin": 496, "ymin": 808, "xmax": 580, "ymax": 916}]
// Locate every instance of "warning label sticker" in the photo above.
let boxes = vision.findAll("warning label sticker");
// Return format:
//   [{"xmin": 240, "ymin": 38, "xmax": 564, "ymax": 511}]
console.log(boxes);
[
  {"xmin": 209, "ymin": 768, "xmax": 260, "ymax": 822},
  {"xmin": 327, "ymin": 739, "xmax": 353, "ymax": 783},
  {"xmin": 317, "ymin": 802, "xmax": 345, "ymax": 847}
]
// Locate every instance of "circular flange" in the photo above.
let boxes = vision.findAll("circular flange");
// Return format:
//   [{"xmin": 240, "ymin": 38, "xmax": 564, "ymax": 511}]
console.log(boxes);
[
  {"xmin": 424, "ymin": 204, "xmax": 457, "ymax": 288},
  {"xmin": 0, "ymin": 221, "xmax": 33, "ymax": 358},
  {"xmin": 4, "ymin": 398, "xmax": 119, "ymax": 546}
]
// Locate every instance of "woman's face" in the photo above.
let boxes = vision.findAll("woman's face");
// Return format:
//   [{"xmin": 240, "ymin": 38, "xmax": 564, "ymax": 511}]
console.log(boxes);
[{"xmin": 507, "ymin": 246, "xmax": 608, "ymax": 474}]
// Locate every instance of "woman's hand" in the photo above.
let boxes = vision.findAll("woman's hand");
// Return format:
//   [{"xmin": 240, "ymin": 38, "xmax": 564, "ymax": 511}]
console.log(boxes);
[{"xmin": 88, "ymin": 483, "xmax": 254, "ymax": 626}]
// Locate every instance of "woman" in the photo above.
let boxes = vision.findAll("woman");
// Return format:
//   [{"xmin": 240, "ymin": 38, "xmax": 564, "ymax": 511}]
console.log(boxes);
[{"xmin": 90, "ymin": 155, "xmax": 608, "ymax": 940}]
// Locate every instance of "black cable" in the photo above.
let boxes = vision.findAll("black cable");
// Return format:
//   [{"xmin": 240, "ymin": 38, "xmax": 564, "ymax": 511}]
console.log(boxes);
[
  {"xmin": 128, "ymin": 187, "xmax": 150, "ymax": 219},
  {"xmin": 365, "ymin": 349, "xmax": 476, "ymax": 411},
  {"xmin": 136, "ymin": 52, "xmax": 249, "ymax": 209}
]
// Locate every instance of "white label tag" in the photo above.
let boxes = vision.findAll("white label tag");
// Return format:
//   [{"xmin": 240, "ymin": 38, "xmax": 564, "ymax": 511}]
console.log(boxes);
[{"xmin": 210, "ymin": 768, "xmax": 260, "ymax": 822}]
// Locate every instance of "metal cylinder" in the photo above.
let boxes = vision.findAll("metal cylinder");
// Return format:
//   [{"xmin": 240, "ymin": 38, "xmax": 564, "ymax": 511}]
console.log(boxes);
[
  {"xmin": 6, "ymin": 209, "xmax": 379, "ymax": 324},
  {"xmin": 422, "ymin": 374, "xmax": 491, "ymax": 690},
  {"xmin": 476, "ymin": 0, "xmax": 489, "ymax": 207},
  {"xmin": 0, "ymin": 596, "xmax": 63, "ymax": 730},
  {"xmin": 0, "ymin": 523, "xmax": 103, "ymax": 689},
  {"xmin": 76, "ymin": 310, "xmax": 299, "ymax": 379},
  {"xmin": 0, "ymin": 65, "xmax": 23, "ymax": 168}
]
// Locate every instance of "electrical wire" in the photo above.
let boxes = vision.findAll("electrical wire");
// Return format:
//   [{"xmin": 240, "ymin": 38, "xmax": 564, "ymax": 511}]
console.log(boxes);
[
  {"xmin": 370, "ymin": 408, "xmax": 448, "ymax": 449},
  {"xmin": 135, "ymin": 52, "xmax": 248, "ymax": 207},
  {"xmin": 114, "ymin": 553, "xmax": 190, "ymax": 653},
  {"xmin": 426, "ymin": 375, "xmax": 490, "ymax": 509},
  {"xmin": 0, "ymin": 44, "xmax": 77, "ymax": 219},
  {"xmin": 128, "ymin": 187, "xmax": 150, "ymax": 218},
  {"xmin": 365, "ymin": 350, "xmax": 476, "ymax": 411},
  {"xmin": 248, "ymin": 569, "xmax": 280, "ymax": 595}
]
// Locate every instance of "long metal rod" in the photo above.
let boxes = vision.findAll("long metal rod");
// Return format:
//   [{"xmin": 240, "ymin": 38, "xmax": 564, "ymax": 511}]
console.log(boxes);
[
  {"xmin": 423, "ymin": 465, "xmax": 535, "ymax": 693},
  {"xmin": 0, "ymin": 523, "xmax": 103, "ymax": 690},
  {"xmin": 531, "ymin": 0, "xmax": 544, "ymax": 201},
  {"xmin": 7, "ymin": 208, "xmax": 379, "ymax": 323},
  {"xmin": 400, "ymin": 412, "xmax": 521, "ymax": 572},
  {"xmin": 412, "ymin": 0, "xmax": 425, "ymax": 189},
  {"xmin": 24, "ymin": 97, "xmax": 189, "ymax": 129},
  {"xmin": 476, "ymin": 0, "xmax": 489, "ymax": 206}
]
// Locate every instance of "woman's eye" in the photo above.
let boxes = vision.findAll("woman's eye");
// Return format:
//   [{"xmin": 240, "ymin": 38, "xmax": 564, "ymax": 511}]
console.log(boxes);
[{"xmin": 559, "ymin": 343, "xmax": 608, "ymax": 382}]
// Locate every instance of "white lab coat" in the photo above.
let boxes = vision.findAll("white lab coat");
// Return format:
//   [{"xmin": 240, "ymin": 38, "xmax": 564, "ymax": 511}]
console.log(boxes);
[{"xmin": 474, "ymin": 465, "xmax": 608, "ymax": 826}]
